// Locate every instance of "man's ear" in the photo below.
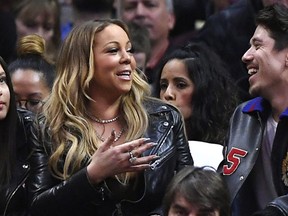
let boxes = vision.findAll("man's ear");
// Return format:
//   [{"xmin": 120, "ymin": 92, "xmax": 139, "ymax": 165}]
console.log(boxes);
[
  {"xmin": 286, "ymin": 52, "xmax": 288, "ymax": 67},
  {"xmin": 168, "ymin": 12, "xmax": 175, "ymax": 30}
]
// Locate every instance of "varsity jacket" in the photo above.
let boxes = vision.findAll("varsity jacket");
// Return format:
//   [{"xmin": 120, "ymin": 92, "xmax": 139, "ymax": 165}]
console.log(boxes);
[{"xmin": 220, "ymin": 97, "xmax": 288, "ymax": 216}]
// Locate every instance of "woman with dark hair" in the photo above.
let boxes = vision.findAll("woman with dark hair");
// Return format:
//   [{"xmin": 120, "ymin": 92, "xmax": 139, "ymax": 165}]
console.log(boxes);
[
  {"xmin": 9, "ymin": 34, "xmax": 55, "ymax": 113},
  {"xmin": 0, "ymin": 56, "xmax": 34, "ymax": 216},
  {"xmin": 163, "ymin": 166, "xmax": 231, "ymax": 216},
  {"xmin": 154, "ymin": 42, "xmax": 239, "ymax": 144}
]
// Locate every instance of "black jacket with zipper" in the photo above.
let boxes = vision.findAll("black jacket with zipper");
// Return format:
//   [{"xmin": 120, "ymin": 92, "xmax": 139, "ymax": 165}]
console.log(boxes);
[{"xmin": 28, "ymin": 98, "xmax": 193, "ymax": 216}]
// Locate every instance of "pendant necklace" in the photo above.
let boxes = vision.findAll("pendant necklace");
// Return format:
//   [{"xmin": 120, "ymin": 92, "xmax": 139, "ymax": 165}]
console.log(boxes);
[{"xmin": 95, "ymin": 127, "xmax": 125, "ymax": 142}]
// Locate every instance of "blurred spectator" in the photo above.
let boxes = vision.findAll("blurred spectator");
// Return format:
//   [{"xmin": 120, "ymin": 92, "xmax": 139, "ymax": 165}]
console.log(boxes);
[
  {"xmin": 61, "ymin": 0, "xmax": 115, "ymax": 40},
  {"xmin": 0, "ymin": 0, "xmax": 18, "ymax": 63},
  {"xmin": 119, "ymin": 0, "xmax": 177, "ymax": 85},
  {"xmin": 58, "ymin": 0, "xmax": 71, "ymax": 5},
  {"xmin": 73, "ymin": 0, "xmax": 114, "ymax": 25},
  {"xmin": 0, "ymin": 11, "xmax": 17, "ymax": 64},
  {"xmin": 170, "ymin": 0, "xmax": 239, "ymax": 50},
  {"xmin": 58, "ymin": 0, "xmax": 73, "ymax": 40},
  {"xmin": 170, "ymin": 0, "xmax": 209, "ymax": 40},
  {"xmin": 212, "ymin": 0, "xmax": 239, "ymax": 12},
  {"xmin": 13, "ymin": 0, "xmax": 61, "ymax": 64}
]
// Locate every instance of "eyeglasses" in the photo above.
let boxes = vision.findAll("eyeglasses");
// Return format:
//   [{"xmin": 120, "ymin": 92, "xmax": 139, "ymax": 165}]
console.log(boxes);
[{"xmin": 16, "ymin": 99, "xmax": 45, "ymax": 112}]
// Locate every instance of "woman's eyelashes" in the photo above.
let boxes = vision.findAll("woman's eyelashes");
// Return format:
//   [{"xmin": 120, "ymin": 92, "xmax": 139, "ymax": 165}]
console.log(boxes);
[
  {"xmin": 159, "ymin": 80, "xmax": 188, "ymax": 91},
  {"xmin": 159, "ymin": 80, "xmax": 168, "ymax": 90},
  {"xmin": 176, "ymin": 81, "xmax": 188, "ymax": 89},
  {"xmin": 106, "ymin": 45, "xmax": 134, "ymax": 54},
  {"xmin": 0, "ymin": 75, "xmax": 7, "ymax": 84}
]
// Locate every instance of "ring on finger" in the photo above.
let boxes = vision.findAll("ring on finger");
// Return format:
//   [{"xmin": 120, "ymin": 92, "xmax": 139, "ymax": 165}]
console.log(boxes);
[
  {"xmin": 129, "ymin": 156, "xmax": 137, "ymax": 164},
  {"xmin": 128, "ymin": 151, "xmax": 137, "ymax": 164}
]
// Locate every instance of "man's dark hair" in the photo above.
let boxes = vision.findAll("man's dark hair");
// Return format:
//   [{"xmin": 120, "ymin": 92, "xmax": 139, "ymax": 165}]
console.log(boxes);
[
  {"xmin": 256, "ymin": 3, "xmax": 288, "ymax": 51},
  {"xmin": 163, "ymin": 166, "xmax": 230, "ymax": 216}
]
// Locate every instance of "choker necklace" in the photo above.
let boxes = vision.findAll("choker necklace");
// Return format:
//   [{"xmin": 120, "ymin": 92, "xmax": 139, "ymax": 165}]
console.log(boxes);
[
  {"xmin": 95, "ymin": 128, "xmax": 125, "ymax": 142},
  {"xmin": 86, "ymin": 112, "xmax": 119, "ymax": 124}
]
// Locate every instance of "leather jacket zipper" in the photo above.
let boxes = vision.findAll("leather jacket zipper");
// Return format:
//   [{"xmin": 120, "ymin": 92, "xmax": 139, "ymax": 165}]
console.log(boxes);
[
  {"xmin": 150, "ymin": 147, "xmax": 174, "ymax": 170},
  {"xmin": 115, "ymin": 203, "xmax": 123, "ymax": 216},
  {"xmin": 4, "ymin": 164, "xmax": 29, "ymax": 216},
  {"xmin": 149, "ymin": 124, "xmax": 174, "ymax": 170}
]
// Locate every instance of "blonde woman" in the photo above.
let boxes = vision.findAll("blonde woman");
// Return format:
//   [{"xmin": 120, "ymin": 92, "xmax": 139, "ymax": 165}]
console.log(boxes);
[{"xmin": 28, "ymin": 19, "xmax": 192, "ymax": 216}]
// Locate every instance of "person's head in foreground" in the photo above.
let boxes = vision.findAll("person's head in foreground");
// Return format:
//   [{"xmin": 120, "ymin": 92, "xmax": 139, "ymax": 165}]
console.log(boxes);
[{"xmin": 163, "ymin": 166, "xmax": 230, "ymax": 216}]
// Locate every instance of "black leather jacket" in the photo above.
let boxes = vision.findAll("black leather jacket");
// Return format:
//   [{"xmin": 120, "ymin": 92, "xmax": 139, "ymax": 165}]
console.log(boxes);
[
  {"xmin": 28, "ymin": 98, "xmax": 193, "ymax": 216},
  {"xmin": 220, "ymin": 97, "xmax": 288, "ymax": 216},
  {"xmin": 0, "ymin": 109, "xmax": 34, "ymax": 216}
]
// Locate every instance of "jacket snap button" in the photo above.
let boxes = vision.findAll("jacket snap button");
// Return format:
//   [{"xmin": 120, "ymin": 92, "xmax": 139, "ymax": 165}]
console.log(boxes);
[
  {"xmin": 163, "ymin": 122, "xmax": 169, "ymax": 126},
  {"xmin": 256, "ymin": 148, "xmax": 259, "ymax": 151},
  {"xmin": 239, "ymin": 176, "xmax": 244, "ymax": 180},
  {"xmin": 22, "ymin": 164, "xmax": 29, "ymax": 169}
]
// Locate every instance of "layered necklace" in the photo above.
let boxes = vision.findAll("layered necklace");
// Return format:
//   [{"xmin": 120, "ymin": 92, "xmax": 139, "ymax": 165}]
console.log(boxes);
[{"xmin": 86, "ymin": 111, "xmax": 125, "ymax": 142}]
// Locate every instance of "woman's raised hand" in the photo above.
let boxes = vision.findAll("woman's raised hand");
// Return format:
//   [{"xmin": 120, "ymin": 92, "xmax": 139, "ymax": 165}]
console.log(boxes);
[{"xmin": 87, "ymin": 131, "xmax": 158, "ymax": 184}]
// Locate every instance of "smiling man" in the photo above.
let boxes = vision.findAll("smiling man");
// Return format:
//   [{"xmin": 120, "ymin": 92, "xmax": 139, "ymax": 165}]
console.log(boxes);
[{"xmin": 220, "ymin": 3, "xmax": 288, "ymax": 216}]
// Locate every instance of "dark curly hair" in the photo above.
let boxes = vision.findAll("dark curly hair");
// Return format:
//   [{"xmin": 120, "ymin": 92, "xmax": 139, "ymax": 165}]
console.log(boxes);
[{"xmin": 154, "ymin": 42, "xmax": 239, "ymax": 144}]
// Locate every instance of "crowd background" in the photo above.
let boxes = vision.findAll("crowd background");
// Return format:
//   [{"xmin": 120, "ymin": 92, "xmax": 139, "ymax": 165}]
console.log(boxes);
[{"xmin": 1, "ymin": 0, "xmax": 288, "ymax": 216}]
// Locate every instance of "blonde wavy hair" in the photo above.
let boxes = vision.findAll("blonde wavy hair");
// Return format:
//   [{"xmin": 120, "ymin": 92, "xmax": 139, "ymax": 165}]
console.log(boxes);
[{"xmin": 43, "ymin": 19, "xmax": 151, "ymax": 180}]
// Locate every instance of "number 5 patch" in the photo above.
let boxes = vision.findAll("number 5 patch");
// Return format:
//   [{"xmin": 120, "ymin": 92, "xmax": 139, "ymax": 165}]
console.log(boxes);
[{"xmin": 223, "ymin": 147, "xmax": 248, "ymax": 175}]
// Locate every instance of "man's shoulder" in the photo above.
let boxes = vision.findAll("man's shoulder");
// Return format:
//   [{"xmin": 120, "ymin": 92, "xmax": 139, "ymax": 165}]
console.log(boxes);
[{"xmin": 230, "ymin": 97, "xmax": 268, "ymax": 113}]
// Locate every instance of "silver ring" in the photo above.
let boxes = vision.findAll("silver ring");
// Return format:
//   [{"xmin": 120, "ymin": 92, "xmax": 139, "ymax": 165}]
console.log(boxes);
[
  {"xmin": 128, "ymin": 151, "xmax": 134, "ymax": 158},
  {"xmin": 129, "ymin": 157, "xmax": 137, "ymax": 164},
  {"xmin": 128, "ymin": 151, "xmax": 137, "ymax": 164}
]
